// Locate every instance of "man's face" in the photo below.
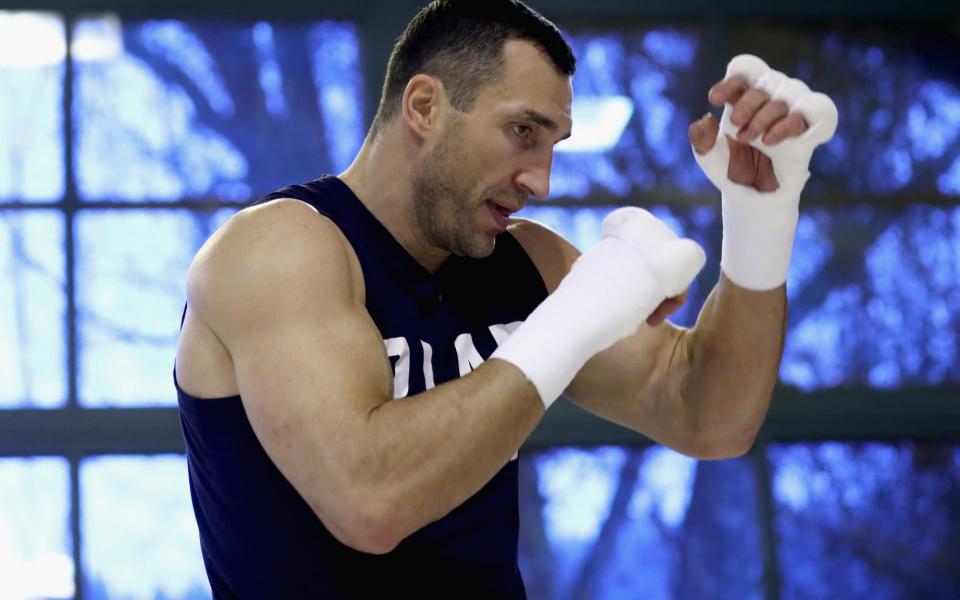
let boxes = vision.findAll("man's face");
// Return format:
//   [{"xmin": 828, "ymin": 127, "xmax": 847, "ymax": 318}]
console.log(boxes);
[{"xmin": 412, "ymin": 39, "xmax": 573, "ymax": 258}]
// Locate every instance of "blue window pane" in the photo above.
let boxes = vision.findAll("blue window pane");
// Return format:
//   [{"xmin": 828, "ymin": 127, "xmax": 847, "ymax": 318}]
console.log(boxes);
[
  {"xmin": 729, "ymin": 26, "xmax": 960, "ymax": 197},
  {"xmin": 81, "ymin": 455, "xmax": 210, "ymax": 600},
  {"xmin": 0, "ymin": 11, "xmax": 64, "ymax": 201},
  {"xmin": 782, "ymin": 205, "xmax": 960, "ymax": 390},
  {"xmin": 74, "ymin": 17, "xmax": 363, "ymax": 202},
  {"xmin": 77, "ymin": 208, "xmax": 234, "ymax": 407},
  {"xmin": 0, "ymin": 211, "xmax": 66, "ymax": 408},
  {"xmin": 0, "ymin": 457, "xmax": 72, "ymax": 598},
  {"xmin": 519, "ymin": 446, "xmax": 762, "ymax": 599},
  {"xmin": 549, "ymin": 27, "xmax": 710, "ymax": 200},
  {"xmin": 769, "ymin": 442, "xmax": 960, "ymax": 599}
]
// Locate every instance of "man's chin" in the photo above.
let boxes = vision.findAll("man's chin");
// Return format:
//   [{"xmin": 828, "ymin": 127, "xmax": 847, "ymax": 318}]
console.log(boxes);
[{"xmin": 455, "ymin": 234, "xmax": 497, "ymax": 259}]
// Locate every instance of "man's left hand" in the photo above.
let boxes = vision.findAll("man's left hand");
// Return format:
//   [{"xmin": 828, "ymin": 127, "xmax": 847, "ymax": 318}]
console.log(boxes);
[{"xmin": 687, "ymin": 54, "xmax": 838, "ymax": 291}]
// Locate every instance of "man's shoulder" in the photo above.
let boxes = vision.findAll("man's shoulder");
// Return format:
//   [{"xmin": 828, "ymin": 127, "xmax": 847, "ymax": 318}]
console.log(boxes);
[
  {"xmin": 215, "ymin": 197, "xmax": 342, "ymax": 256},
  {"xmin": 186, "ymin": 198, "xmax": 359, "ymax": 322}
]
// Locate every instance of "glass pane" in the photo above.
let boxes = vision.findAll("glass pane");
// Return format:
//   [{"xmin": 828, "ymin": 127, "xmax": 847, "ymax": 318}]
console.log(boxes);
[
  {"xmin": 77, "ymin": 208, "xmax": 233, "ymax": 407},
  {"xmin": 549, "ymin": 26, "xmax": 710, "ymax": 200},
  {"xmin": 0, "ymin": 457, "xmax": 72, "ymax": 599},
  {"xmin": 74, "ymin": 17, "xmax": 363, "ymax": 202},
  {"xmin": 81, "ymin": 455, "xmax": 210, "ymax": 600},
  {"xmin": 728, "ymin": 24, "xmax": 960, "ymax": 197},
  {"xmin": 519, "ymin": 446, "xmax": 762, "ymax": 599},
  {"xmin": 782, "ymin": 204, "xmax": 960, "ymax": 390},
  {"xmin": 0, "ymin": 211, "xmax": 66, "ymax": 408},
  {"xmin": 769, "ymin": 441, "xmax": 960, "ymax": 599},
  {"xmin": 0, "ymin": 11, "xmax": 65, "ymax": 202}
]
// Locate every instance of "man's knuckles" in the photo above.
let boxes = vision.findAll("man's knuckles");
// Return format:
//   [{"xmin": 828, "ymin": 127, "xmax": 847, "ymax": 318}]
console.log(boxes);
[
  {"xmin": 724, "ymin": 54, "xmax": 770, "ymax": 86},
  {"xmin": 602, "ymin": 207, "xmax": 677, "ymax": 251},
  {"xmin": 601, "ymin": 207, "xmax": 705, "ymax": 297},
  {"xmin": 770, "ymin": 77, "xmax": 811, "ymax": 109},
  {"xmin": 646, "ymin": 240, "xmax": 706, "ymax": 298},
  {"xmin": 717, "ymin": 54, "xmax": 837, "ymax": 154},
  {"xmin": 793, "ymin": 92, "xmax": 838, "ymax": 144}
]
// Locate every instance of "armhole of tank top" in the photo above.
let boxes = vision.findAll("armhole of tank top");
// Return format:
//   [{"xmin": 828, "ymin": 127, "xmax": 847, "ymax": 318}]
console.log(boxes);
[
  {"xmin": 304, "ymin": 201, "xmax": 367, "ymax": 306},
  {"xmin": 503, "ymin": 230, "xmax": 549, "ymax": 300}
]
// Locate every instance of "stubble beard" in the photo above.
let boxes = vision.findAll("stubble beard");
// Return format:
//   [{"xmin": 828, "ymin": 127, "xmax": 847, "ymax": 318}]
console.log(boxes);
[{"xmin": 411, "ymin": 120, "xmax": 496, "ymax": 259}]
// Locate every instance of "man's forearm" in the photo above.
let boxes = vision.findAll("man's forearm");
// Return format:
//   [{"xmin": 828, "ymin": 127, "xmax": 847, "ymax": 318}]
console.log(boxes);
[
  {"xmin": 354, "ymin": 359, "xmax": 543, "ymax": 548},
  {"xmin": 676, "ymin": 273, "xmax": 786, "ymax": 456},
  {"xmin": 678, "ymin": 55, "xmax": 834, "ymax": 457}
]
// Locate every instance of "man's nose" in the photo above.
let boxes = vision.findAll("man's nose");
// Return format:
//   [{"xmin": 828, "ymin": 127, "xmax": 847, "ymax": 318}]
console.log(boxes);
[{"xmin": 514, "ymin": 153, "xmax": 552, "ymax": 199}]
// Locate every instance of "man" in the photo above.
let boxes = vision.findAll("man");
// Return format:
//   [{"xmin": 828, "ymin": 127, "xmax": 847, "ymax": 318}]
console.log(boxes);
[{"xmin": 174, "ymin": 0, "xmax": 837, "ymax": 596}]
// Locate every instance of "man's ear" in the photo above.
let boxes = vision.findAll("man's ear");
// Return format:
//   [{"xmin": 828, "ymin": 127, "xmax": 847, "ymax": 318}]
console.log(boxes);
[{"xmin": 401, "ymin": 74, "xmax": 447, "ymax": 140}]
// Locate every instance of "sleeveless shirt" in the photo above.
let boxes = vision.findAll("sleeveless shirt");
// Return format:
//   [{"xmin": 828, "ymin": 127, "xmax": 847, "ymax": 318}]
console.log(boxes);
[{"xmin": 176, "ymin": 176, "xmax": 548, "ymax": 598}]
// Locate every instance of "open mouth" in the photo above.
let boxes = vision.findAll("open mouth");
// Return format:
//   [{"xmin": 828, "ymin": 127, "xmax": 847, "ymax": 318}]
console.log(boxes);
[{"xmin": 486, "ymin": 200, "xmax": 512, "ymax": 230}]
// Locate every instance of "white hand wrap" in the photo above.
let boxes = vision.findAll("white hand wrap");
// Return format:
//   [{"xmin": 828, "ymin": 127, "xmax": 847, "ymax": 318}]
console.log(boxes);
[
  {"xmin": 492, "ymin": 207, "xmax": 705, "ymax": 408},
  {"xmin": 694, "ymin": 54, "xmax": 838, "ymax": 290}
]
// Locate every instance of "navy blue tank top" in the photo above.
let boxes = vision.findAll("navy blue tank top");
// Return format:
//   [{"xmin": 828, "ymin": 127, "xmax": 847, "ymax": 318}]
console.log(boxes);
[{"xmin": 176, "ymin": 176, "xmax": 548, "ymax": 598}]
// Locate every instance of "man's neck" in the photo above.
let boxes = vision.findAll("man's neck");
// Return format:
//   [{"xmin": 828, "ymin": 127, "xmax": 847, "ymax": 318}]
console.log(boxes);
[{"xmin": 338, "ymin": 133, "xmax": 451, "ymax": 273}]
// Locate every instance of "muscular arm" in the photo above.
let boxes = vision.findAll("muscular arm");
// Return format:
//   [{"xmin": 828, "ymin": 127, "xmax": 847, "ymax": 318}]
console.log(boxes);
[
  {"xmin": 509, "ymin": 57, "xmax": 832, "ymax": 460},
  {"xmin": 511, "ymin": 219, "xmax": 782, "ymax": 459},
  {"xmin": 187, "ymin": 199, "xmax": 543, "ymax": 554},
  {"xmin": 658, "ymin": 276, "xmax": 783, "ymax": 456}
]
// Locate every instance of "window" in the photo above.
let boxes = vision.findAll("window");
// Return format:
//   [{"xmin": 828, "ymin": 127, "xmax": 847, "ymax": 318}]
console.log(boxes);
[
  {"xmin": 550, "ymin": 27, "xmax": 710, "ymax": 200},
  {"xmin": 769, "ymin": 441, "xmax": 960, "ymax": 599},
  {"xmin": 0, "ymin": 457, "xmax": 72, "ymax": 599},
  {"xmin": 76, "ymin": 209, "xmax": 232, "ymax": 407},
  {"xmin": 73, "ymin": 17, "xmax": 363, "ymax": 202},
  {"xmin": 519, "ymin": 446, "xmax": 763, "ymax": 599},
  {"xmin": 0, "ymin": 211, "xmax": 66, "ymax": 408},
  {"xmin": 81, "ymin": 455, "xmax": 207, "ymax": 599},
  {"xmin": 0, "ymin": 12, "xmax": 64, "ymax": 202},
  {"xmin": 1, "ymin": 8, "xmax": 956, "ymax": 599}
]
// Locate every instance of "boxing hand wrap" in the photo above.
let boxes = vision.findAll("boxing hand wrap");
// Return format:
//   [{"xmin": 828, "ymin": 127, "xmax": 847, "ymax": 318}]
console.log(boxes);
[
  {"xmin": 492, "ymin": 207, "xmax": 705, "ymax": 408},
  {"xmin": 694, "ymin": 54, "xmax": 838, "ymax": 291}
]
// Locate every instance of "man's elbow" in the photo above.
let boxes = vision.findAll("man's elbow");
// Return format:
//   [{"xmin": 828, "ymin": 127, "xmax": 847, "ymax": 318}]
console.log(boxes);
[
  {"xmin": 680, "ymin": 406, "xmax": 764, "ymax": 460},
  {"xmin": 683, "ymin": 427, "xmax": 758, "ymax": 460},
  {"xmin": 311, "ymin": 489, "xmax": 410, "ymax": 555}
]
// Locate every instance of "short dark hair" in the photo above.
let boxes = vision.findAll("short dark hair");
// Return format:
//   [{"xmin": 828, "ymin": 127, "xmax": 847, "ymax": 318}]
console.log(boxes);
[{"xmin": 370, "ymin": 0, "xmax": 576, "ymax": 137}]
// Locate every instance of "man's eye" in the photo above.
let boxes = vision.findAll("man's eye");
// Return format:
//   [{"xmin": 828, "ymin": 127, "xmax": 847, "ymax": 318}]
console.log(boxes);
[{"xmin": 513, "ymin": 124, "xmax": 532, "ymax": 138}]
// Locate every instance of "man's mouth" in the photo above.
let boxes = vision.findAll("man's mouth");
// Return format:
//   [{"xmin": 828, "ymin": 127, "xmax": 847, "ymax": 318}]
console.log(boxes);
[{"xmin": 485, "ymin": 200, "xmax": 513, "ymax": 230}]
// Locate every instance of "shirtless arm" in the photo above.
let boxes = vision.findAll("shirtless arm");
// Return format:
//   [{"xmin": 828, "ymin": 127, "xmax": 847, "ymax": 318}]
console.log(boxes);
[{"xmin": 187, "ymin": 199, "xmax": 543, "ymax": 554}]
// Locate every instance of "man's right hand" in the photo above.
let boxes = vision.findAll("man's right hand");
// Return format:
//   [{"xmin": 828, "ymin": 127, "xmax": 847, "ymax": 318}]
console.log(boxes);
[
  {"xmin": 492, "ymin": 207, "xmax": 704, "ymax": 407},
  {"xmin": 563, "ymin": 207, "xmax": 704, "ymax": 345}
]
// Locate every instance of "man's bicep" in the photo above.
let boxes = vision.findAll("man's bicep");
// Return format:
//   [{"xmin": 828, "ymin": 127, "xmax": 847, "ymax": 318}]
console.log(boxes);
[
  {"xmin": 232, "ymin": 301, "xmax": 393, "ymax": 455},
  {"xmin": 232, "ymin": 298, "xmax": 393, "ymax": 545},
  {"xmin": 198, "ymin": 202, "xmax": 393, "ymax": 535},
  {"xmin": 234, "ymin": 302, "xmax": 391, "ymax": 482},
  {"xmin": 564, "ymin": 321, "xmax": 687, "ymax": 435}
]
